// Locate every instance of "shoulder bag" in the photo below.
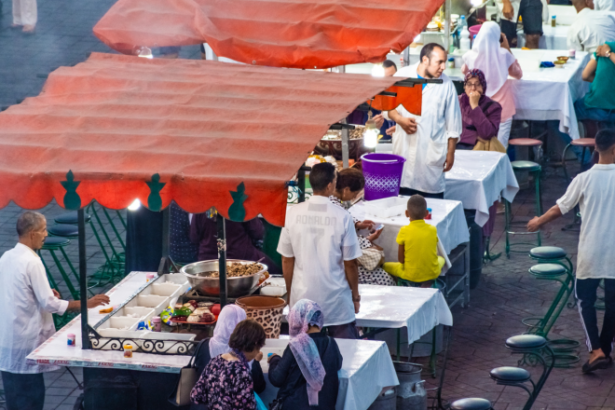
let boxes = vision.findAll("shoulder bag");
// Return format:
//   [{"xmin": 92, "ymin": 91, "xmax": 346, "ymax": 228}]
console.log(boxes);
[{"xmin": 168, "ymin": 339, "xmax": 207, "ymax": 407}]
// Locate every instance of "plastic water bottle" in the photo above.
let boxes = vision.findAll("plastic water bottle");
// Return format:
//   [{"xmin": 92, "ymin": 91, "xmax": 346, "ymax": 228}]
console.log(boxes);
[{"xmin": 459, "ymin": 16, "xmax": 471, "ymax": 52}]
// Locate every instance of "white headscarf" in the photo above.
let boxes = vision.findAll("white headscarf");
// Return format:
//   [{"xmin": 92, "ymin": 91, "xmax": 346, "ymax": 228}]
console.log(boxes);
[
  {"xmin": 209, "ymin": 304, "xmax": 247, "ymax": 358},
  {"xmin": 462, "ymin": 21, "xmax": 517, "ymax": 97}
]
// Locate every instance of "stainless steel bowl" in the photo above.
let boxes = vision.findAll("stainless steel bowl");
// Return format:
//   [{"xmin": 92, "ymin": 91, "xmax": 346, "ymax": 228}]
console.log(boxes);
[{"xmin": 180, "ymin": 259, "xmax": 267, "ymax": 297}]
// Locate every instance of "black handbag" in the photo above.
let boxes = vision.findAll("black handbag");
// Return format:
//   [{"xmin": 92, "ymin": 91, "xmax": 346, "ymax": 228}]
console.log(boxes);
[{"xmin": 168, "ymin": 340, "xmax": 207, "ymax": 407}]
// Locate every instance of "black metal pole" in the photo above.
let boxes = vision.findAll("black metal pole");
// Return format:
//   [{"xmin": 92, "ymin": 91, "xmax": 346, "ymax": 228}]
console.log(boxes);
[
  {"xmin": 78, "ymin": 208, "xmax": 91, "ymax": 349},
  {"xmin": 298, "ymin": 168, "xmax": 306, "ymax": 203},
  {"xmin": 217, "ymin": 215, "xmax": 227, "ymax": 307}
]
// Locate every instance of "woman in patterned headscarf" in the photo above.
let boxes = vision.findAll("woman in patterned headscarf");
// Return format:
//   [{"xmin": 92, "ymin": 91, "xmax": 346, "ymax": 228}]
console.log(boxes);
[{"xmin": 268, "ymin": 299, "xmax": 343, "ymax": 409}]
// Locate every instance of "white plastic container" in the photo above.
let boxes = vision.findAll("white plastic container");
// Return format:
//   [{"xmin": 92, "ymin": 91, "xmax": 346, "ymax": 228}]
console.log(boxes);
[
  {"xmin": 108, "ymin": 317, "xmax": 140, "ymax": 331},
  {"xmin": 151, "ymin": 283, "xmax": 181, "ymax": 296},
  {"xmin": 135, "ymin": 295, "xmax": 169, "ymax": 311},
  {"xmin": 364, "ymin": 196, "xmax": 408, "ymax": 219}
]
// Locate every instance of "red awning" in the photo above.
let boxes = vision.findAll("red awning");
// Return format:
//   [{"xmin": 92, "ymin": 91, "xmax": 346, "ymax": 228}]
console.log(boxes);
[
  {"xmin": 0, "ymin": 53, "xmax": 401, "ymax": 226},
  {"xmin": 93, "ymin": 0, "xmax": 444, "ymax": 69}
]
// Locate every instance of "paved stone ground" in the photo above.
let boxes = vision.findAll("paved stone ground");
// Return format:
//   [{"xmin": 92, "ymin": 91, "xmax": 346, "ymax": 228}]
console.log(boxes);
[{"xmin": 0, "ymin": 0, "xmax": 611, "ymax": 408}]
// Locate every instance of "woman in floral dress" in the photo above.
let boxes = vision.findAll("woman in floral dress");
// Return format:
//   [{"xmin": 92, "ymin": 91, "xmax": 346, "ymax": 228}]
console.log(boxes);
[{"xmin": 191, "ymin": 319, "xmax": 266, "ymax": 410}]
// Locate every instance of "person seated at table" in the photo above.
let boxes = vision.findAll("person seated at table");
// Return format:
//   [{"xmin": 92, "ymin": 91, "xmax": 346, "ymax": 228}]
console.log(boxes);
[
  {"xmin": 462, "ymin": 22, "xmax": 522, "ymax": 148},
  {"xmin": 190, "ymin": 305, "xmax": 266, "ymax": 410},
  {"xmin": 457, "ymin": 69, "xmax": 504, "ymax": 152},
  {"xmin": 190, "ymin": 209, "xmax": 281, "ymax": 275},
  {"xmin": 268, "ymin": 299, "xmax": 343, "ymax": 410},
  {"xmin": 383, "ymin": 195, "xmax": 445, "ymax": 288},
  {"xmin": 191, "ymin": 319, "xmax": 266, "ymax": 409},
  {"xmin": 568, "ymin": 0, "xmax": 615, "ymax": 53},
  {"xmin": 330, "ymin": 168, "xmax": 397, "ymax": 286},
  {"xmin": 574, "ymin": 41, "xmax": 615, "ymax": 134}
]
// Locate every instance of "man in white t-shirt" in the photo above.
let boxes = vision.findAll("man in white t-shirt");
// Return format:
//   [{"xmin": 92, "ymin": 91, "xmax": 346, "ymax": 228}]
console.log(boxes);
[
  {"xmin": 528, "ymin": 129, "xmax": 615, "ymax": 374},
  {"xmin": 567, "ymin": 0, "xmax": 615, "ymax": 53},
  {"xmin": 277, "ymin": 162, "xmax": 362, "ymax": 338}
]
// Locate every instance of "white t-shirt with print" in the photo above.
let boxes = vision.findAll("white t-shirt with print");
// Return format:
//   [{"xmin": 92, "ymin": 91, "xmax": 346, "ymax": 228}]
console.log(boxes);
[{"xmin": 556, "ymin": 164, "xmax": 615, "ymax": 279}]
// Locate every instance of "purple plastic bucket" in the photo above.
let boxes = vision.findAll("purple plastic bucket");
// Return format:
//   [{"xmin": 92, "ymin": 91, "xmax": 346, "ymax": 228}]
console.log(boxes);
[{"xmin": 361, "ymin": 153, "xmax": 406, "ymax": 201}]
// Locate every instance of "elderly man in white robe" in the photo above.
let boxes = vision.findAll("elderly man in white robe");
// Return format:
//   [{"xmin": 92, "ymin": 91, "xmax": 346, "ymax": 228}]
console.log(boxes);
[
  {"xmin": 384, "ymin": 43, "xmax": 462, "ymax": 199},
  {"xmin": 0, "ymin": 211, "xmax": 109, "ymax": 410}
]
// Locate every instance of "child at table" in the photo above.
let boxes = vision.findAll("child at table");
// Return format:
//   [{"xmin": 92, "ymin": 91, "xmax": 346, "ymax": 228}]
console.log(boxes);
[{"xmin": 383, "ymin": 195, "xmax": 445, "ymax": 288}]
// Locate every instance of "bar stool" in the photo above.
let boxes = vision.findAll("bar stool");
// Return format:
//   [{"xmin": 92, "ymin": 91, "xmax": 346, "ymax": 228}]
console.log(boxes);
[
  {"xmin": 509, "ymin": 138, "xmax": 543, "ymax": 163},
  {"xmin": 450, "ymin": 398, "xmax": 492, "ymax": 410},
  {"xmin": 562, "ymin": 138, "xmax": 595, "ymax": 181},
  {"xmin": 490, "ymin": 335, "xmax": 554, "ymax": 410},
  {"xmin": 54, "ymin": 211, "xmax": 91, "ymax": 225},
  {"xmin": 529, "ymin": 246, "xmax": 573, "ymax": 274},
  {"xmin": 505, "ymin": 161, "xmax": 542, "ymax": 257}
]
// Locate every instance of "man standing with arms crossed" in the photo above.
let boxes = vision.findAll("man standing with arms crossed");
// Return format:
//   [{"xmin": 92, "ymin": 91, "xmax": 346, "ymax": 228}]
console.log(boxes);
[
  {"xmin": 0, "ymin": 211, "xmax": 109, "ymax": 410},
  {"xmin": 528, "ymin": 130, "xmax": 615, "ymax": 374},
  {"xmin": 277, "ymin": 163, "xmax": 362, "ymax": 338}
]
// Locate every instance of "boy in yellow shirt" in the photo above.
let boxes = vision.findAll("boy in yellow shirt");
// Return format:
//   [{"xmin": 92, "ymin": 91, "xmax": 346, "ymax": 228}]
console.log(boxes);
[{"xmin": 383, "ymin": 195, "xmax": 445, "ymax": 288}]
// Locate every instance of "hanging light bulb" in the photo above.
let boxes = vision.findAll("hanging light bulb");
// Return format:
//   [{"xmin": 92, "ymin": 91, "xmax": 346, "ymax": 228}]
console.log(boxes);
[
  {"xmin": 128, "ymin": 199, "xmax": 141, "ymax": 211},
  {"xmin": 371, "ymin": 64, "xmax": 385, "ymax": 77},
  {"xmin": 363, "ymin": 111, "xmax": 380, "ymax": 148},
  {"xmin": 137, "ymin": 46, "xmax": 153, "ymax": 59}
]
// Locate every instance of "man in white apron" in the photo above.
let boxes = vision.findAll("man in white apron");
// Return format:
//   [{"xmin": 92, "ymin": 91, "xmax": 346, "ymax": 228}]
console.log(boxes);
[{"xmin": 384, "ymin": 43, "xmax": 462, "ymax": 199}]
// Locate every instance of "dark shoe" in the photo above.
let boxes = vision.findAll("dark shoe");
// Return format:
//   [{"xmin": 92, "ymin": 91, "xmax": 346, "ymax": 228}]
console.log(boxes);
[{"xmin": 582, "ymin": 356, "xmax": 611, "ymax": 374}]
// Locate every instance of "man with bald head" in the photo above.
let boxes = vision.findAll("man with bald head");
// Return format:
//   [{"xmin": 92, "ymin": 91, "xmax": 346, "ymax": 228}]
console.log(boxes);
[{"xmin": 0, "ymin": 211, "xmax": 109, "ymax": 410}]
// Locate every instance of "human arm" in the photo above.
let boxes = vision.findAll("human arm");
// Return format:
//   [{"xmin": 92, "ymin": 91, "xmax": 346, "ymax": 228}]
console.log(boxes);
[
  {"xmin": 344, "ymin": 260, "xmax": 360, "ymax": 313},
  {"xmin": 277, "ymin": 224, "xmax": 295, "ymax": 299},
  {"xmin": 502, "ymin": 0, "xmax": 515, "ymax": 20},
  {"xmin": 500, "ymin": 33, "xmax": 512, "ymax": 53},
  {"xmin": 356, "ymin": 220, "xmax": 375, "ymax": 231},
  {"xmin": 397, "ymin": 244, "xmax": 405, "ymax": 264},
  {"xmin": 508, "ymin": 60, "xmax": 523, "ymax": 80},
  {"xmin": 281, "ymin": 256, "xmax": 294, "ymax": 302},
  {"xmin": 65, "ymin": 295, "xmax": 111, "ymax": 313},
  {"xmin": 342, "ymin": 216, "xmax": 362, "ymax": 313},
  {"xmin": 387, "ymin": 109, "xmax": 417, "ymax": 134},
  {"xmin": 372, "ymin": 114, "xmax": 385, "ymax": 129},
  {"xmin": 30, "ymin": 261, "xmax": 70, "ymax": 315},
  {"xmin": 267, "ymin": 346, "xmax": 294, "ymax": 387},
  {"xmin": 443, "ymin": 138, "xmax": 457, "ymax": 172},
  {"xmin": 528, "ymin": 174, "xmax": 581, "ymax": 232},
  {"xmin": 582, "ymin": 57, "xmax": 598, "ymax": 82},
  {"xmin": 443, "ymin": 82, "xmax": 462, "ymax": 172},
  {"xmin": 366, "ymin": 227, "xmax": 383, "ymax": 243},
  {"xmin": 527, "ymin": 205, "xmax": 563, "ymax": 232},
  {"xmin": 466, "ymin": 98, "xmax": 502, "ymax": 139},
  {"xmin": 251, "ymin": 360, "xmax": 267, "ymax": 394}
]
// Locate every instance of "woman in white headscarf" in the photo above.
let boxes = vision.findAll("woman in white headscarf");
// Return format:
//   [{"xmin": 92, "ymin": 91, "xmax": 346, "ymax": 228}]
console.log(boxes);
[
  {"xmin": 462, "ymin": 21, "xmax": 523, "ymax": 148},
  {"xmin": 191, "ymin": 305, "xmax": 266, "ymax": 410}
]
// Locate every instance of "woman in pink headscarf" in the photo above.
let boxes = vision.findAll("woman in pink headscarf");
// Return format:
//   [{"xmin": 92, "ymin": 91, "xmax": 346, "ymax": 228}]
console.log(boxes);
[
  {"xmin": 268, "ymin": 299, "xmax": 343, "ymax": 409},
  {"xmin": 462, "ymin": 21, "xmax": 523, "ymax": 148}
]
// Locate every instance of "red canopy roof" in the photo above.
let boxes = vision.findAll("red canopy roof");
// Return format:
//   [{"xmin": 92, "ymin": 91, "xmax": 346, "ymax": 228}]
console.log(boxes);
[
  {"xmin": 93, "ymin": 0, "xmax": 444, "ymax": 69},
  {"xmin": 0, "ymin": 53, "xmax": 400, "ymax": 226}
]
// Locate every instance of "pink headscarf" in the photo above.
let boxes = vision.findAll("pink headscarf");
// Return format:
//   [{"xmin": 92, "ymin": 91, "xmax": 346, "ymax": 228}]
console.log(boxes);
[
  {"xmin": 288, "ymin": 299, "xmax": 326, "ymax": 406},
  {"xmin": 462, "ymin": 22, "xmax": 516, "ymax": 97}
]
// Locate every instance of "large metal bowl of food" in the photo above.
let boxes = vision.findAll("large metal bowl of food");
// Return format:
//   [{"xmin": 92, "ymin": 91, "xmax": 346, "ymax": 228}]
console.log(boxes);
[
  {"xmin": 314, "ymin": 127, "xmax": 369, "ymax": 161},
  {"xmin": 180, "ymin": 259, "xmax": 267, "ymax": 297}
]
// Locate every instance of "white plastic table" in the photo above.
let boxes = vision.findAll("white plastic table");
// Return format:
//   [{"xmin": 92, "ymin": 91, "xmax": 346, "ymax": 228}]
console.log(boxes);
[
  {"xmin": 445, "ymin": 150, "xmax": 519, "ymax": 227},
  {"xmin": 259, "ymin": 338, "xmax": 399, "ymax": 410}
]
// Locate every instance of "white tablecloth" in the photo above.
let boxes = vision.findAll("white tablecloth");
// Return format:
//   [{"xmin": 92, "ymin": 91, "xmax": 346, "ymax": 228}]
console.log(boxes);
[
  {"xmin": 518, "ymin": 24, "xmax": 570, "ymax": 50},
  {"xmin": 260, "ymin": 338, "xmax": 399, "ymax": 410},
  {"xmin": 445, "ymin": 49, "xmax": 590, "ymax": 140},
  {"xmin": 356, "ymin": 285, "xmax": 453, "ymax": 345},
  {"xmin": 445, "ymin": 151, "xmax": 519, "ymax": 226},
  {"xmin": 349, "ymin": 197, "xmax": 469, "ymax": 260}
]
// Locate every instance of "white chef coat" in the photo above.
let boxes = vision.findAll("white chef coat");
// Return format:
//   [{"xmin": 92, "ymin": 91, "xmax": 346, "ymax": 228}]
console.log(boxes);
[
  {"xmin": 595, "ymin": 0, "xmax": 615, "ymax": 11},
  {"xmin": 384, "ymin": 64, "xmax": 461, "ymax": 194},
  {"xmin": 0, "ymin": 243, "xmax": 69, "ymax": 373},
  {"xmin": 556, "ymin": 164, "xmax": 615, "ymax": 279},
  {"xmin": 567, "ymin": 9, "xmax": 615, "ymax": 53},
  {"xmin": 277, "ymin": 195, "xmax": 362, "ymax": 326}
]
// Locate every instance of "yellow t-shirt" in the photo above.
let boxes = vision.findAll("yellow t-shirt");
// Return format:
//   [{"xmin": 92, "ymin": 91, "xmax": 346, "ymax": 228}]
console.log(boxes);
[{"xmin": 395, "ymin": 219, "xmax": 441, "ymax": 282}]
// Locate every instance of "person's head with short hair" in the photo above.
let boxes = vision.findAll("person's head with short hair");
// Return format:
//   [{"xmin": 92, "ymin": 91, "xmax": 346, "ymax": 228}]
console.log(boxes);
[
  {"xmin": 382, "ymin": 60, "xmax": 398, "ymax": 77},
  {"xmin": 335, "ymin": 168, "xmax": 365, "ymax": 202},
  {"xmin": 17, "ymin": 211, "xmax": 47, "ymax": 251},
  {"xmin": 228, "ymin": 319, "xmax": 266, "ymax": 361},
  {"xmin": 405, "ymin": 195, "xmax": 428, "ymax": 221},
  {"xmin": 419, "ymin": 43, "xmax": 447, "ymax": 79},
  {"xmin": 309, "ymin": 162, "xmax": 337, "ymax": 196},
  {"xmin": 595, "ymin": 129, "xmax": 615, "ymax": 162}
]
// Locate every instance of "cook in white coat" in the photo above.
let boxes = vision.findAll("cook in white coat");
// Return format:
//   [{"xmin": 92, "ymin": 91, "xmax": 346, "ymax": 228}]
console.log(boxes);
[
  {"xmin": 384, "ymin": 43, "xmax": 462, "ymax": 198},
  {"xmin": 277, "ymin": 163, "xmax": 362, "ymax": 339},
  {"xmin": 0, "ymin": 212, "xmax": 110, "ymax": 410}
]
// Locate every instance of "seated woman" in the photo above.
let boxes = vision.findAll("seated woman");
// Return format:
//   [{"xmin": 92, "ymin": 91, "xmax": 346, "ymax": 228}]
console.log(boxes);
[
  {"xmin": 268, "ymin": 299, "xmax": 343, "ymax": 409},
  {"xmin": 191, "ymin": 319, "xmax": 266, "ymax": 410},
  {"xmin": 457, "ymin": 69, "xmax": 503, "ymax": 151},
  {"xmin": 190, "ymin": 210, "xmax": 281, "ymax": 275},
  {"xmin": 191, "ymin": 305, "xmax": 266, "ymax": 410},
  {"xmin": 462, "ymin": 21, "xmax": 522, "ymax": 148},
  {"xmin": 329, "ymin": 168, "xmax": 396, "ymax": 286}
]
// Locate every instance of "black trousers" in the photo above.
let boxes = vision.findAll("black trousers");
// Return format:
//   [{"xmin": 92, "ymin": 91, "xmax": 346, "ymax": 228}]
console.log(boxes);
[
  {"xmin": 399, "ymin": 187, "xmax": 444, "ymax": 199},
  {"xmin": 575, "ymin": 278, "xmax": 615, "ymax": 356},
  {"xmin": 1, "ymin": 371, "xmax": 45, "ymax": 410}
]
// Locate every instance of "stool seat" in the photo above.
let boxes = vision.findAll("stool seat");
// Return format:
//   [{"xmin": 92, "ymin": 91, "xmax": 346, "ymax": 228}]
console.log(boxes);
[
  {"xmin": 48, "ymin": 224, "xmax": 79, "ymax": 238},
  {"xmin": 450, "ymin": 398, "xmax": 492, "ymax": 410},
  {"xmin": 571, "ymin": 138, "xmax": 595, "ymax": 147},
  {"xmin": 506, "ymin": 334, "xmax": 547, "ymax": 350},
  {"xmin": 529, "ymin": 263, "xmax": 567, "ymax": 277},
  {"xmin": 511, "ymin": 160, "xmax": 541, "ymax": 172},
  {"xmin": 530, "ymin": 246, "xmax": 566, "ymax": 260},
  {"xmin": 490, "ymin": 366, "xmax": 531, "ymax": 383},
  {"xmin": 55, "ymin": 212, "xmax": 91, "ymax": 224},
  {"xmin": 509, "ymin": 138, "xmax": 543, "ymax": 147},
  {"xmin": 42, "ymin": 237, "xmax": 71, "ymax": 249}
]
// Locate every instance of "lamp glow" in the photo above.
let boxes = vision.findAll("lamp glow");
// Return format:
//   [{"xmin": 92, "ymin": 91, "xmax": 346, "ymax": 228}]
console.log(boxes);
[
  {"xmin": 371, "ymin": 64, "xmax": 385, "ymax": 77},
  {"xmin": 363, "ymin": 110, "xmax": 380, "ymax": 148},
  {"xmin": 128, "ymin": 199, "xmax": 141, "ymax": 211},
  {"xmin": 470, "ymin": 0, "xmax": 483, "ymax": 6},
  {"xmin": 137, "ymin": 46, "xmax": 153, "ymax": 59}
]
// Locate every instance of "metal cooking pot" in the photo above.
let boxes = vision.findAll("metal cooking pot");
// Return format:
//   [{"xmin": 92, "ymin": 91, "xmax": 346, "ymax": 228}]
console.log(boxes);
[{"xmin": 180, "ymin": 259, "xmax": 267, "ymax": 297}]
